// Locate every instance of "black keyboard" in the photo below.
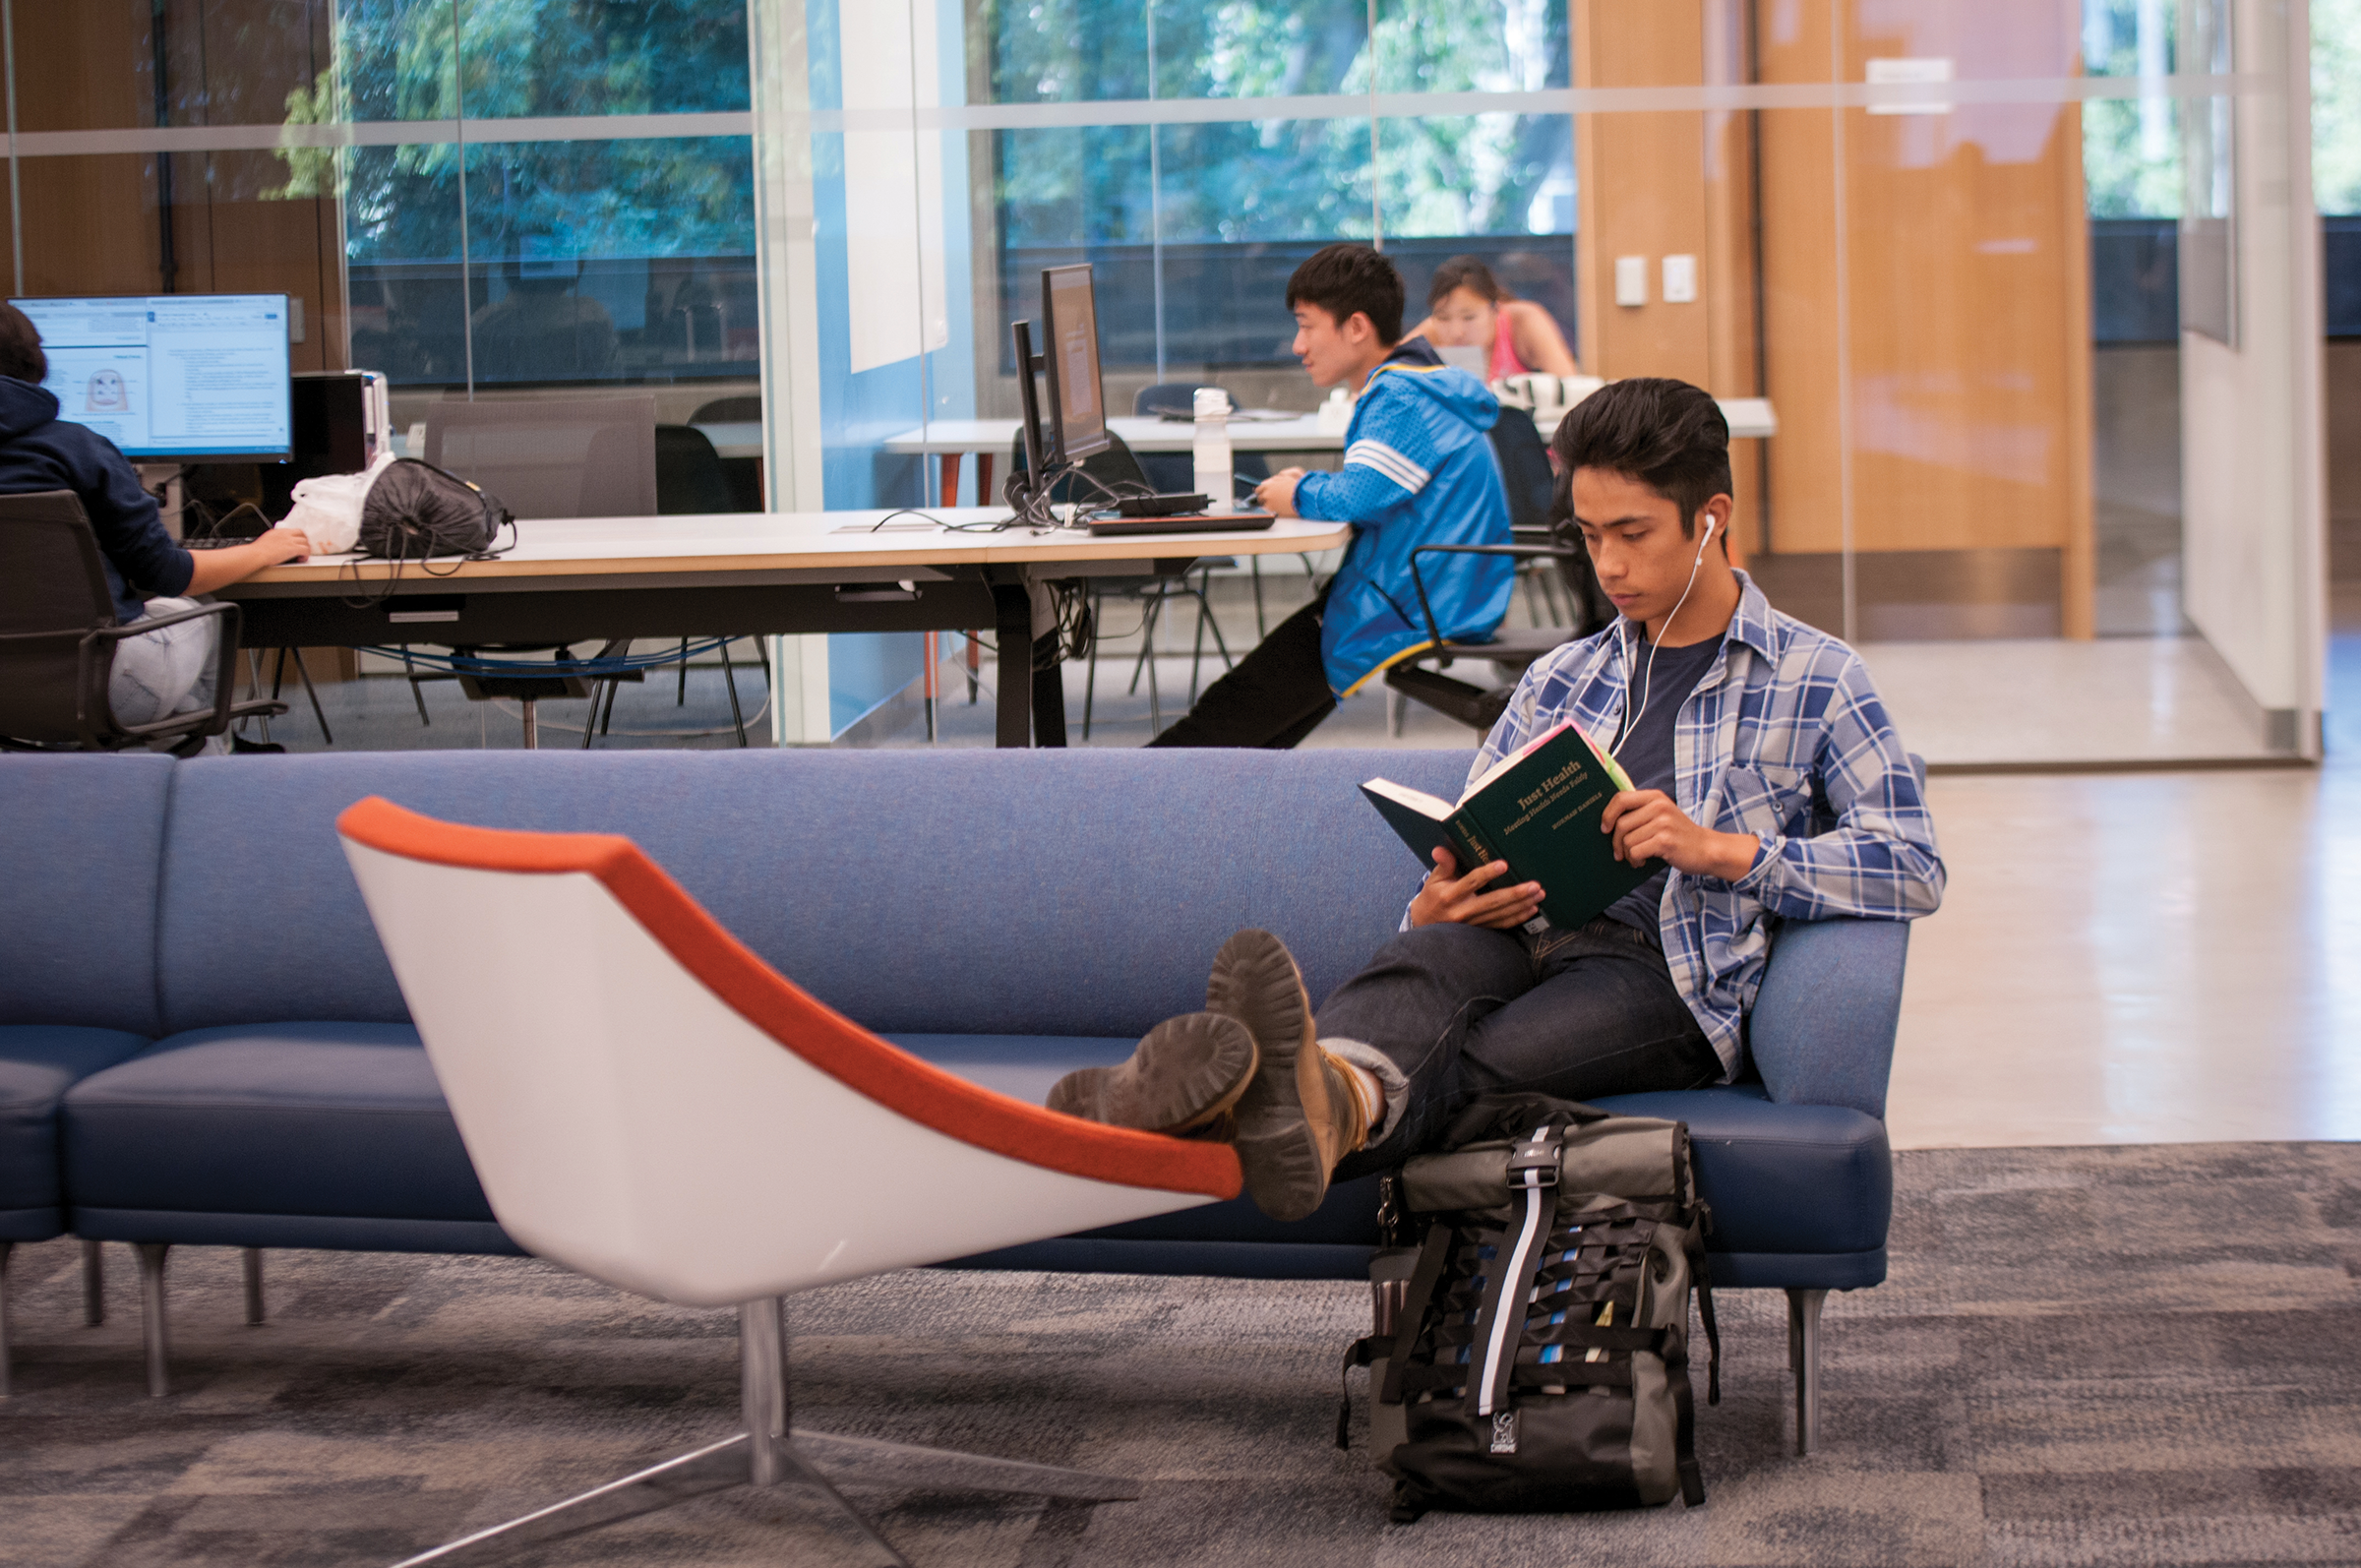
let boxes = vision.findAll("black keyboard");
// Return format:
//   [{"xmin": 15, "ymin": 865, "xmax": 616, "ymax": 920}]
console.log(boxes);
[{"xmin": 185, "ymin": 535, "xmax": 262, "ymax": 550}]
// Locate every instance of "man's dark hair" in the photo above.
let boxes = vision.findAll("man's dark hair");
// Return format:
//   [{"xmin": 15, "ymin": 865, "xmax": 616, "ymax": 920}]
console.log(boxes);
[
  {"xmin": 1286, "ymin": 244, "xmax": 1403, "ymax": 346},
  {"xmin": 0, "ymin": 303, "xmax": 45, "ymax": 385},
  {"xmin": 1550, "ymin": 377, "xmax": 1731, "ymax": 541}
]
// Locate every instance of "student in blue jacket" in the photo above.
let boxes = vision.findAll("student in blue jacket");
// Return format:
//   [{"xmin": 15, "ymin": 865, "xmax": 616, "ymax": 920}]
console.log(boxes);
[{"xmin": 1147, "ymin": 244, "xmax": 1514, "ymax": 748}]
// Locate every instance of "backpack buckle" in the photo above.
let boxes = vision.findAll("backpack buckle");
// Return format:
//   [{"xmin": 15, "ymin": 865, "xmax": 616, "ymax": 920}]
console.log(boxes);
[{"xmin": 1505, "ymin": 1138, "xmax": 1559, "ymax": 1187}]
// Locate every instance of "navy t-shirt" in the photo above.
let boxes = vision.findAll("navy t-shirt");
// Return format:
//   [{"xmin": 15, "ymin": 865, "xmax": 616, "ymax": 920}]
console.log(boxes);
[{"xmin": 1597, "ymin": 629, "xmax": 1725, "ymax": 942}]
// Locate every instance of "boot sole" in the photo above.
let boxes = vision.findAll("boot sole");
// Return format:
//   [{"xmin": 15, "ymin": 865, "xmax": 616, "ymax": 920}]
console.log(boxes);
[
  {"xmin": 1045, "ymin": 1012, "xmax": 1258, "ymax": 1134},
  {"xmin": 1208, "ymin": 930, "xmax": 1336, "ymax": 1222}
]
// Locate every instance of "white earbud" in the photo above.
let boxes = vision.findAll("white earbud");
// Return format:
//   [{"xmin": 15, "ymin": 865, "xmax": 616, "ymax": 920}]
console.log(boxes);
[{"xmin": 1695, "ymin": 515, "xmax": 1716, "ymax": 562}]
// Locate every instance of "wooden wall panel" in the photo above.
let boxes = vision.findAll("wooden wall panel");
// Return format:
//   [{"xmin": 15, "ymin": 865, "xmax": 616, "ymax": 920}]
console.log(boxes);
[
  {"xmin": 1572, "ymin": 0, "xmax": 1765, "ymax": 557},
  {"xmin": 1756, "ymin": 0, "xmax": 2096, "ymax": 633},
  {"xmin": 10, "ymin": 0, "xmax": 344, "ymax": 374}
]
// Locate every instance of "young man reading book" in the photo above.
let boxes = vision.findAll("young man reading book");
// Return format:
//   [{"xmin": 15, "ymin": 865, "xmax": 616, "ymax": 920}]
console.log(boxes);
[
  {"xmin": 1054, "ymin": 378, "xmax": 1946, "ymax": 1221},
  {"xmin": 1146, "ymin": 243, "xmax": 1514, "ymax": 749}
]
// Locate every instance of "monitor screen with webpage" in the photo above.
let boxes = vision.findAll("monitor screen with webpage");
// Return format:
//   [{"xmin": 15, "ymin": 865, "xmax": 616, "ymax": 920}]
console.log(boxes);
[{"xmin": 10, "ymin": 293, "xmax": 294, "ymax": 460}]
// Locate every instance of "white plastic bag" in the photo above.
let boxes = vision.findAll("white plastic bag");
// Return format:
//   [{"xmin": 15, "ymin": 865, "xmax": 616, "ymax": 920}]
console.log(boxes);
[{"xmin": 283, "ymin": 452, "xmax": 394, "ymax": 554}]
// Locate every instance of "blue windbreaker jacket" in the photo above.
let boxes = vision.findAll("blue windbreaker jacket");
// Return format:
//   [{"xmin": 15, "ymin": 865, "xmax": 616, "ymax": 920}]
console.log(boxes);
[{"xmin": 1291, "ymin": 339, "xmax": 1515, "ymax": 694}]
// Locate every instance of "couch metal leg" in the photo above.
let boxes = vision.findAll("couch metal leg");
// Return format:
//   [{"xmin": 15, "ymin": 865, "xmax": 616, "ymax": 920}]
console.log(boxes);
[
  {"xmin": 0, "ymin": 1240, "xmax": 14, "ymax": 1398},
  {"xmin": 242, "ymin": 1248, "xmax": 265, "ymax": 1326},
  {"xmin": 388, "ymin": 1295, "xmax": 1138, "ymax": 1567},
  {"xmin": 1787, "ymin": 1287, "xmax": 1826, "ymax": 1456},
  {"xmin": 137, "ymin": 1242, "xmax": 170, "ymax": 1398},
  {"xmin": 83, "ymin": 1238, "xmax": 103, "ymax": 1326}
]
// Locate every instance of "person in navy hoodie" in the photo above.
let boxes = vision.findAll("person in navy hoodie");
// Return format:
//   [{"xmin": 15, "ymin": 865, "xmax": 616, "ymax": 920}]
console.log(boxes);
[
  {"xmin": 0, "ymin": 302, "xmax": 313, "ymax": 748},
  {"xmin": 1146, "ymin": 244, "xmax": 1515, "ymax": 748}
]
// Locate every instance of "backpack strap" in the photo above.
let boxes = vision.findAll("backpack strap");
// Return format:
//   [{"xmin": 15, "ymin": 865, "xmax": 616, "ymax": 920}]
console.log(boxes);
[
  {"xmin": 1686, "ymin": 1201, "xmax": 1722, "ymax": 1406},
  {"xmin": 1665, "ymin": 1324, "xmax": 1706, "ymax": 1506},
  {"xmin": 1464, "ymin": 1123, "xmax": 1563, "ymax": 1420},
  {"xmin": 1336, "ymin": 1335, "xmax": 1385, "ymax": 1450},
  {"xmin": 1376, "ymin": 1221, "xmax": 1453, "ymax": 1407}
]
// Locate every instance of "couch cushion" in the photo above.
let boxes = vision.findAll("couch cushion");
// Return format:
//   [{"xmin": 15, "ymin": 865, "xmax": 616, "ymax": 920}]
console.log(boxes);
[
  {"xmin": 898, "ymin": 1041, "xmax": 1889, "ymax": 1260},
  {"xmin": 1591, "ymin": 1085, "xmax": 1893, "ymax": 1256},
  {"xmin": 152, "ymin": 750, "xmax": 1476, "ymax": 1037},
  {"xmin": 0, "ymin": 753, "xmax": 174, "ymax": 1036},
  {"xmin": 0, "ymin": 1024, "xmax": 151, "ymax": 1237},
  {"xmin": 59, "ymin": 1022, "xmax": 497, "ymax": 1227}
]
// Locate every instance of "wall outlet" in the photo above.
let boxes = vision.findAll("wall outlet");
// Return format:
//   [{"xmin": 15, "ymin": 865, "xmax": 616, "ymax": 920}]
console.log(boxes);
[
  {"xmin": 1614, "ymin": 255, "xmax": 1649, "ymax": 307},
  {"xmin": 1662, "ymin": 255, "xmax": 1698, "ymax": 303}
]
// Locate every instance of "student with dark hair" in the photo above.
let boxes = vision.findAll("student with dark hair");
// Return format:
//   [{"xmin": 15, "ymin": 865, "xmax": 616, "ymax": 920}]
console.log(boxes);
[
  {"xmin": 1054, "ymin": 377, "xmax": 1944, "ymax": 1222},
  {"xmin": 1405, "ymin": 255, "xmax": 1579, "ymax": 381},
  {"xmin": 0, "ymin": 301, "xmax": 314, "ymax": 749},
  {"xmin": 1146, "ymin": 242, "xmax": 1515, "ymax": 749}
]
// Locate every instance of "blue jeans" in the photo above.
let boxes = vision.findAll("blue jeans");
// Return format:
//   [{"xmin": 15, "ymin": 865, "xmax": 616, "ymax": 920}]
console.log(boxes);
[{"xmin": 1321, "ymin": 918, "xmax": 1724, "ymax": 1179}]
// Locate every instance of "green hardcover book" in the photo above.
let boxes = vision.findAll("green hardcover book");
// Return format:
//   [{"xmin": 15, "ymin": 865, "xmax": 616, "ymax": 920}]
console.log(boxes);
[{"xmin": 1360, "ymin": 720, "xmax": 1655, "ymax": 930}]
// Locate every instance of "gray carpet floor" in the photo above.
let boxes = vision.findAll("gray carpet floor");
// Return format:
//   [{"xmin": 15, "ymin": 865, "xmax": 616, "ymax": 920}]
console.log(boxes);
[{"xmin": 3, "ymin": 1141, "xmax": 2357, "ymax": 1567}]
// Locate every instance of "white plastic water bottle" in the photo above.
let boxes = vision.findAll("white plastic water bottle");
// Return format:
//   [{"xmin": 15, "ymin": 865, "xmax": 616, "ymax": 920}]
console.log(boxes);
[{"xmin": 1192, "ymin": 388, "xmax": 1233, "ymax": 508}]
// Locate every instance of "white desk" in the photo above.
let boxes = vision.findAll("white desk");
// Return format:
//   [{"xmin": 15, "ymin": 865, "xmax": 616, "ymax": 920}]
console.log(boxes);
[
  {"xmin": 225, "ymin": 510, "xmax": 1349, "ymax": 747},
  {"xmin": 882, "ymin": 399, "xmax": 1777, "ymax": 504}
]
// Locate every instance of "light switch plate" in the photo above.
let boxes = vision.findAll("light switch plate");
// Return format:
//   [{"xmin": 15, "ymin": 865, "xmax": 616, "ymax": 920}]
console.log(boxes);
[
  {"xmin": 1662, "ymin": 255, "xmax": 1698, "ymax": 303},
  {"xmin": 1614, "ymin": 255, "xmax": 1648, "ymax": 307}
]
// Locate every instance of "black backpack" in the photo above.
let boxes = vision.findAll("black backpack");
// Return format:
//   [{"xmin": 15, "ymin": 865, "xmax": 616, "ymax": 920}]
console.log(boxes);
[
  {"xmin": 357, "ymin": 458, "xmax": 514, "ymax": 561},
  {"xmin": 1339, "ymin": 1094, "xmax": 1720, "ymax": 1521}
]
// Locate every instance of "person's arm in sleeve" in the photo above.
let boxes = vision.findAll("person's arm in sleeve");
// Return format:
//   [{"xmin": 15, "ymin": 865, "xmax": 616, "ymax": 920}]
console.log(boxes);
[
  {"xmin": 1724, "ymin": 657, "xmax": 1946, "ymax": 922},
  {"xmin": 80, "ymin": 450, "xmax": 194, "ymax": 601},
  {"xmin": 76, "ymin": 446, "xmax": 312, "ymax": 597}
]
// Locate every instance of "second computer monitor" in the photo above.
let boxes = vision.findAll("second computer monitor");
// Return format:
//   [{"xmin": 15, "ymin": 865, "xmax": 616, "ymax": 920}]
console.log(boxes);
[{"xmin": 1040, "ymin": 264, "xmax": 1109, "ymax": 465}]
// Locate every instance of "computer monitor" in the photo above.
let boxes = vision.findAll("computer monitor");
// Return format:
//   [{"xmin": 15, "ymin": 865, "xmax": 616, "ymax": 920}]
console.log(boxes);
[
  {"xmin": 1009, "ymin": 317, "xmax": 1052, "ymax": 514},
  {"xmin": 9, "ymin": 293, "xmax": 293, "ymax": 460},
  {"xmin": 1039, "ymin": 264, "xmax": 1109, "ymax": 465}
]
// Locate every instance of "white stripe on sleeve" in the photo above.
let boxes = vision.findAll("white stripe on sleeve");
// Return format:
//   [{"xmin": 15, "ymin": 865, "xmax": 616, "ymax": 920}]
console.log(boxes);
[{"xmin": 1343, "ymin": 439, "xmax": 1432, "ymax": 494}]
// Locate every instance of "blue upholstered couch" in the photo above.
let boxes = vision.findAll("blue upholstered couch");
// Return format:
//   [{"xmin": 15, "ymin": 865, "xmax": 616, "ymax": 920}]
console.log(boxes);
[{"xmin": 0, "ymin": 747, "xmax": 1904, "ymax": 1421}]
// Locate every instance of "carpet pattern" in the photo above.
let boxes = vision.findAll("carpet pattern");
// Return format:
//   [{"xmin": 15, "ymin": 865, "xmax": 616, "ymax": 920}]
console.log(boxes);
[{"xmin": 3, "ymin": 1142, "xmax": 2357, "ymax": 1567}]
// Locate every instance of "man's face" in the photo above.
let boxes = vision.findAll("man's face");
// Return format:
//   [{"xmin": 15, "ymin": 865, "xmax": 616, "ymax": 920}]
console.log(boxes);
[
  {"xmin": 1569, "ymin": 466, "xmax": 1722, "ymax": 627},
  {"xmin": 1291, "ymin": 303, "xmax": 1371, "ymax": 389}
]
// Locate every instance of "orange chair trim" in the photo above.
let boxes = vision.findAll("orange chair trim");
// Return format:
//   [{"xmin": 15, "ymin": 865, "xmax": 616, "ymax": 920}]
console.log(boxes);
[{"xmin": 336, "ymin": 797, "xmax": 1242, "ymax": 1201}]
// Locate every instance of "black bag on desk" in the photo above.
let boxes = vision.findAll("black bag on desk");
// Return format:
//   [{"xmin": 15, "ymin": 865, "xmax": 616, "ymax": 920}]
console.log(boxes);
[
  {"xmin": 1338, "ymin": 1093, "xmax": 1720, "ymax": 1522},
  {"xmin": 356, "ymin": 458, "xmax": 513, "ymax": 561}
]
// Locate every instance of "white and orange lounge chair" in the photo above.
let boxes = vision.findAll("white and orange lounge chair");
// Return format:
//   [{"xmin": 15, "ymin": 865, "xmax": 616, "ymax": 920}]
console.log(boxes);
[{"xmin": 336, "ymin": 797, "xmax": 1242, "ymax": 1567}]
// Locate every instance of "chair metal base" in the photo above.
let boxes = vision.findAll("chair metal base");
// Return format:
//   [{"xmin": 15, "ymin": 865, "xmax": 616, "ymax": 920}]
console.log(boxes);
[
  {"xmin": 1786, "ymin": 1287, "xmax": 1827, "ymax": 1456},
  {"xmin": 0, "ymin": 1240, "xmax": 13, "ymax": 1398},
  {"xmin": 131, "ymin": 1242, "xmax": 267, "ymax": 1398},
  {"xmin": 389, "ymin": 1297, "xmax": 1138, "ymax": 1567}
]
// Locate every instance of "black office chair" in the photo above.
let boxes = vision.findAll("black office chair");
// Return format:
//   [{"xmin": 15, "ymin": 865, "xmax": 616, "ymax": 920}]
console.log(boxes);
[
  {"xmin": 1379, "ymin": 416, "xmax": 1613, "ymax": 734},
  {"xmin": 657, "ymin": 424, "xmax": 736, "ymax": 513},
  {"xmin": 0, "ymin": 490, "xmax": 283, "ymax": 753},
  {"xmin": 686, "ymin": 397, "xmax": 766, "ymax": 512},
  {"xmin": 1007, "ymin": 429, "xmax": 1235, "ymax": 737},
  {"xmin": 1487, "ymin": 410, "xmax": 1589, "ymax": 630}
]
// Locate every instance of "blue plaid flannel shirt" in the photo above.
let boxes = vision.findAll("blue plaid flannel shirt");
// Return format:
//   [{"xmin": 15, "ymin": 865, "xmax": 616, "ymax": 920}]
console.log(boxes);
[{"xmin": 1450, "ymin": 571, "xmax": 1944, "ymax": 1079}]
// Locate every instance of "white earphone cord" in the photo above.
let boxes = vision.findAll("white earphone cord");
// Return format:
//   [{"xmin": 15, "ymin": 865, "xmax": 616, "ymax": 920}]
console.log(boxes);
[{"xmin": 1609, "ymin": 516, "xmax": 1715, "ymax": 762}]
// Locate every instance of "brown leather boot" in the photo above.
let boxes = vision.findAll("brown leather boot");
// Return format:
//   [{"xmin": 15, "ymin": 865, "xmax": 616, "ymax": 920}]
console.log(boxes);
[
  {"xmin": 1206, "ymin": 930, "xmax": 1368, "ymax": 1222},
  {"xmin": 1045, "ymin": 1012, "xmax": 1259, "ymax": 1135}
]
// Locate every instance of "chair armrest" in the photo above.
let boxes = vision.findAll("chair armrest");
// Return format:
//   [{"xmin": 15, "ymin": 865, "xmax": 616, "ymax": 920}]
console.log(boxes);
[
  {"xmin": 1747, "ymin": 916, "xmax": 1910, "ymax": 1119},
  {"xmin": 85, "ymin": 600, "xmax": 246, "ymax": 744},
  {"xmin": 1404, "ymin": 541, "xmax": 1584, "ymax": 649}
]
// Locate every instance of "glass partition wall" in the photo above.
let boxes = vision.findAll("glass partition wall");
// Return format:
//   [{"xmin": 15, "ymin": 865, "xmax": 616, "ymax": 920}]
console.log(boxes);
[{"xmin": 1, "ymin": 0, "xmax": 2325, "ymax": 755}]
